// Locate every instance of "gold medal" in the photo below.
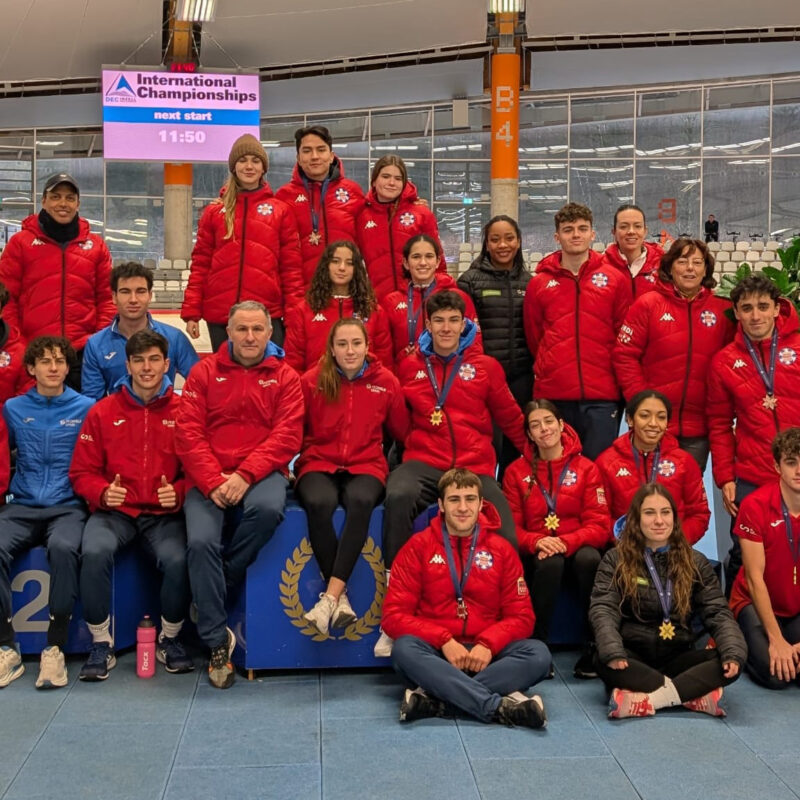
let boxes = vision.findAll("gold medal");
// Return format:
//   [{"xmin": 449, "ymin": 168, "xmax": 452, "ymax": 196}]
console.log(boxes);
[
  {"xmin": 430, "ymin": 408, "xmax": 443, "ymax": 426},
  {"xmin": 308, "ymin": 231, "xmax": 321, "ymax": 245},
  {"xmin": 659, "ymin": 620, "xmax": 675, "ymax": 640},
  {"xmin": 762, "ymin": 394, "xmax": 778, "ymax": 410},
  {"xmin": 544, "ymin": 512, "xmax": 560, "ymax": 531}
]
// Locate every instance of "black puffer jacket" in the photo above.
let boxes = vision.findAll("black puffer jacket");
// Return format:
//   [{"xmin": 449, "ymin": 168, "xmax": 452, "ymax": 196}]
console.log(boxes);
[
  {"xmin": 457, "ymin": 256, "xmax": 532, "ymax": 382},
  {"xmin": 589, "ymin": 548, "xmax": 747, "ymax": 667}
]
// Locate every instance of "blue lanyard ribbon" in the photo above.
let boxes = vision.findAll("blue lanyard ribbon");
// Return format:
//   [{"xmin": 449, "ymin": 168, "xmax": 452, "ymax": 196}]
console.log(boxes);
[
  {"xmin": 424, "ymin": 351, "xmax": 465, "ymax": 411},
  {"xmin": 537, "ymin": 456, "xmax": 574, "ymax": 515},
  {"xmin": 743, "ymin": 328, "xmax": 778, "ymax": 397},
  {"xmin": 441, "ymin": 523, "xmax": 480, "ymax": 608},
  {"xmin": 643, "ymin": 549, "xmax": 673, "ymax": 621},
  {"xmin": 300, "ymin": 173, "xmax": 331, "ymax": 235},
  {"xmin": 406, "ymin": 281, "xmax": 437, "ymax": 348},
  {"xmin": 631, "ymin": 441, "xmax": 661, "ymax": 484}
]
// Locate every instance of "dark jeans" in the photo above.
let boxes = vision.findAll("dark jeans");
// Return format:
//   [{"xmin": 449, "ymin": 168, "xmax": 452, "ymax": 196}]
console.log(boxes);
[
  {"xmin": 524, "ymin": 546, "xmax": 601, "ymax": 643},
  {"xmin": 595, "ymin": 646, "xmax": 737, "ymax": 701},
  {"xmin": 383, "ymin": 460, "xmax": 517, "ymax": 569},
  {"xmin": 677, "ymin": 436, "xmax": 710, "ymax": 474},
  {"xmin": 207, "ymin": 317, "xmax": 285, "ymax": 353},
  {"xmin": 0, "ymin": 503, "xmax": 85, "ymax": 649},
  {"xmin": 552, "ymin": 400, "xmax": 621, "ymax": 461},
  {"xmin": 724, "ymin": 478, "xmax": 760, "ymax": 596},
  {"xmin": 295, "ymin": 471, "xmax": 384, "ymax": 583},
  {"xmin": 392, "ymin": 635, "xmax": 551, "ymax": 722},
  {"xmin": 738, "ymin": 604, "xmax": 800, "ymax": 689},
  {"xmin": 80, "ymin": 511, "xmax": 190, "ymax": 626}
]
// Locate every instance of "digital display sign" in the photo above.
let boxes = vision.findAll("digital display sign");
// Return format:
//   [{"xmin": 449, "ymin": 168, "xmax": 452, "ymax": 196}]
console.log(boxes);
[{"xmin": 102, "ymin": 68, "xmax": 260, "ymax": 162}]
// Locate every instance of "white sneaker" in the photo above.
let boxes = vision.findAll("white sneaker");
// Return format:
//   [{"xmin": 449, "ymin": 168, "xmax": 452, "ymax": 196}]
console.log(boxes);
[
  {"xmin": 373, "ymin": 630, "xmax": 393, "ymax": 658},
  {"xmin": 332, "ymin": 592, "xmax": 357, "ymax": 629},
  {"xmin": 36, "ymin": 646, "xmax": 68, "ymax": 689},
  {"xmin": 0, "ymin": 644, "xmax": 24, "ymax": 687},
  {"xmin": 304, "ymin": 593, "xmax": 337, "ymax": 636}
]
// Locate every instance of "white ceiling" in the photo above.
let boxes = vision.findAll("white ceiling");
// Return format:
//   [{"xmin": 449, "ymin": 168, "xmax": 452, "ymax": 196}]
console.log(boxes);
[{"xmin": 0, "ymin": 0, "xmax": 798, "ymax": 84}]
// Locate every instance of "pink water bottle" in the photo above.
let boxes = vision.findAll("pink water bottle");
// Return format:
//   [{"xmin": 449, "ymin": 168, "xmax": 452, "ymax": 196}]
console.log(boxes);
[{"xmin": 136, "ymin": 616, "xmax": 157, "ymax": 679}]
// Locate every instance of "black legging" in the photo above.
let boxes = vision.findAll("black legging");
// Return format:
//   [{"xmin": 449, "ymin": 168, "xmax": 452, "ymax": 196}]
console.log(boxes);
[
  {"xmin": 524, "ymin": 545, "xmax": 601, "ymax": 642},
  {"xmin": 737, "ymin": 604, "xmax": 800, "ymax": 689},
  {"xmin": 594, "ymin": 646, "xmax": 735, "ymax": 701},
  {"xmin": 294, "ymin": 471, "xmax": 384, "ymax": 583}
]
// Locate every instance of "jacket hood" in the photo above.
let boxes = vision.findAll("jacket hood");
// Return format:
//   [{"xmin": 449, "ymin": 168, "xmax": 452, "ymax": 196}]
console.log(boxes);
[
  {"xmin": 24, "ymin": 385, "xmax": 83, "ymax": 406},
  {"xmin": 417, "ymin": 317, "xmax": 478, "ymax": 357},
  {"xmin": 603, "ymin": 241, "xmax": 661, "ymax": 271},
  {"xmin": 364, "ymin": 180, "xmax": 419, "ymax": 207},
  {"xmin": 734, "ymin": 297, "xmax": 800, "ymax": 346},
  {"xmin": 22, "ymin": 213, "xmax": 91, "ymax": 242},
  {"xmin": 429, "ymin": 500, "xmax": 502, "ymax": 544},
  {"xmin": 536, "ymin": 248, "xmax": 603, "ymax": 276},
  {"xmin": 654, "ymin": 278, "xmax": 714, "ymax": 304},
  {"xmin": 470, "ymin": 253, "xmax": 527, "ymax": 281},
  {"xmin": 114, "ymin": 375, "xmax": 174, "ymax": 406}
]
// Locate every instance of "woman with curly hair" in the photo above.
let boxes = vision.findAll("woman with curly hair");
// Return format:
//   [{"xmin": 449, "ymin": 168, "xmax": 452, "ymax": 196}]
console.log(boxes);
[
  {"xmin": 589, "ymin": 483, "xmax": 746, "ymax": 719},
  {"xmin": 283, "ymin": 240, "xmax": 393, "ymax": 373},
  {"xmin": 295, "ymin": 318, "xmax": 409, "ymax": 636}
]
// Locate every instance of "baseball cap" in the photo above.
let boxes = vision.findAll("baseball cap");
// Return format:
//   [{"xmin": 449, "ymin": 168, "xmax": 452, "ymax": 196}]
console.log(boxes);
[{"xmin": 43, "ymin": 173, "xmax": 80, "ymax": 197}]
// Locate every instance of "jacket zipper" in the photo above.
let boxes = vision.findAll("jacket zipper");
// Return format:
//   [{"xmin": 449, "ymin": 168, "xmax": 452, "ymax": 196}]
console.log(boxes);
[
  {"xmin": 677, "ymin": 302, "xmax": 693, "ymax": 437},
  {"xmin": 439, "ymin": 360, "xmax": 458, "ymax": 468},
  {"xmin": 457, "ymin": 536, "xmax": 468, "ymax": 638},
  {"xmin": 61, "ymin": 246, "xmax": 67, "ymax": 337},
  {"xmin": 573, "ymin": 276, "xmax": 584, "ymax": 400},
  {"xmin": 236, "ymin": 196, "xmax": 248, "ymax": 303},
  {"xmin": 388, "ymin": 205, "xmax": 398, "ymax": 292}
]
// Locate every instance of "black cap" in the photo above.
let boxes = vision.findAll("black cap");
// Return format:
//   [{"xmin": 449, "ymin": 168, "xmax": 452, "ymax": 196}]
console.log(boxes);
[{"xmin": 43, "ymin": 173, "xmax": 79, "ymax": 197}]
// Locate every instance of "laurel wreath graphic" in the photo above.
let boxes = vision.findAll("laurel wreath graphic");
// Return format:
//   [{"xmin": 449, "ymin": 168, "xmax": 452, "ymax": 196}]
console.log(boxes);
[{"xmin": 279, "ymin": 535, "xmax": 386, "ymax": 641}]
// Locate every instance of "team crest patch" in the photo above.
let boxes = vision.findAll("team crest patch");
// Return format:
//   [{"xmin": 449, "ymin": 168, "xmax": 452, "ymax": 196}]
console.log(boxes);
[
  {"xmin": 474, "ymin": 550, "xmax": 494, "ymax": 569},
  {"xmin": 399, "ymin": 212, "xmax": 415, "ymax": 227},
  {"xmin": 645, "ymin": 273, "xmax": 656, "ymax": 283},
  {"xmin": 458, "ymin": 363, "xmax": 476, "ymax": 381},
  {"xmin": 591, "ymin": 272, "xmax": 608, "ymax": 288},
  {"xmin": 657, "ymin": 459, "xmax": 676, "ymax": 478},
  {"xmin": 779, "ymin": 347, "xmax": 797, "ymax": 366},
  {"xmin": 257, "ymin": 203, "xmax": 273, "ymax": 216},
  {"xmin": 0, "ymin": 351, "xmax": 10, "ymax": 368},
  {"xmin": 335, "ymin": 188, "xmax": 350, "ymax": 203},
  {"xmin": 563, "ymin": 469, "xmax": 578, "ymax": 487},
  {"xmin": 700, "ymin": 310, "xmax": 717, "ymax": 327},
  {"xmin": 596, "ymin": 487, "xmax": 606, "ymax": 505},
  {"xmin": 517, "ymin": 577, "xmax": 528, "ymax": 596},
  {"xmin": 78, "ymin": 239, "xmax": 94, "ymax": 250}
]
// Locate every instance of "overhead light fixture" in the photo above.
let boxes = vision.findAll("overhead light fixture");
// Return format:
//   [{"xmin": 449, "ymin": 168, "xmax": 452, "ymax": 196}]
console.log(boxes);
[
  {"xmin": 489, "ymin": 0, "xmax": 524, "ymax": 11},
  {"xmin": 176, "ymin": 0, "xmax": 217, "ymax": 22}
]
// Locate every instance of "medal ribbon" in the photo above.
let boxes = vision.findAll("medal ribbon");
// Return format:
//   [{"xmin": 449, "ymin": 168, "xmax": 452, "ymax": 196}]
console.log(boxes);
[
  {"xmin": 631, "ymin": 441, "xmax": 661, "ymax": 484},
  {"xmin": 536, "ymin": 456, "xmax": 575, "ymax": 517},
  {"xmin": 406, "ymin": 281, "xmax": 437, "ymax": 348},
  {"xmin": 643, "ymin": 549, "xmax": 673, "ymax": 623},
  {"xmin": 780, "ymin": 498, "xmax": 800, "ymax": 563},
  {"xmin": 424, "ymin": 351, "xmax": 465, "ymax": 411},
  {"xmin": 743, "ymin": 328, "xmax": 778, "ymax": 397},
  {"xmin": 300, "ymin": 173, "xmax": 331, "ymax": 235},
  {"xmin": 441, "ymin": 522, "xmax": 481, "ymax": 609}
]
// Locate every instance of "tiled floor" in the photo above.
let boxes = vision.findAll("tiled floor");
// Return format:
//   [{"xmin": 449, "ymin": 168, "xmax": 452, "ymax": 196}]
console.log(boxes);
[{"xmin": 1, "ymin": 649, "xmax": 799, "ymax": 800}]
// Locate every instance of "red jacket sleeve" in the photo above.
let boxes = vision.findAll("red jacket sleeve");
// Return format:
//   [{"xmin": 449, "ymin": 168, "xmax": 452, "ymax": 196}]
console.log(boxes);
[
  {"xmin": 485, "ymin": 358, "xmax": 526, "ymax": 454},
  {"xmin": 0, "ymin": 236, "xmax": 24, "ymax": 333},
  {"xmin": 235, "ymin": 366, "xmax": 304, "ymax": 483},
  {"xmin": 559, "ymin": 463, "xmax": 612, "ymax": 556},
  {"xmin": 613, "ymin": 298, "xmax": 650, "ymax": 401},
  {"xmin": 282, "ymin": 303, "xmax": 307, "ymax": 373},
  {"xmin": 369, "ymin": 305, "xmax": 394, "ymax": 372},
  {"xmin": 611, "ymin": 274, "xmax": 633, "ymax": 334},
  {"xmin": 707, "ymin": 354, "xmax": 736, "ymax": 487},
  {"xmin": 69, "ymin": 407, "xmax": 112, "ymax": 510},
  {"xmin": 678, "ymin": 456, "xmax": 711, "ymax": 545},
  {"xmin": 93, "ymin": 239, "xmax": 115, "ymax": 330},
  {"xmin": 0, "ymin": 415, "xmax": 9, "ymax": 497},
  {"xmin": 384, "ymin": 373, "xmax": 410, "ymax": 444},
  {"xmin": 501, "ymin": 464, "xmax": 545, "ymax": 555},
  {"xmin": 276, "ymin": 207, "xmax": 304, "ymax": 313},
  {"xmin": 181, "ymin": 203, "xmax": 218, "ymax": 322},
  {"xmin": 522, "ymin": 277, "xmax": 542, "ymax": 359}
]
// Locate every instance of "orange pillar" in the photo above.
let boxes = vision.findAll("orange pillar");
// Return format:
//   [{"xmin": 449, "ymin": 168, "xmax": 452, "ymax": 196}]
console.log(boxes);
[
  {"xmin": 490, "ymin": 51, "xmax": 520, "ymax": 219},
  {"xmin": 163, "ymin": 163, "xmax": 193, "ymax": 260}
]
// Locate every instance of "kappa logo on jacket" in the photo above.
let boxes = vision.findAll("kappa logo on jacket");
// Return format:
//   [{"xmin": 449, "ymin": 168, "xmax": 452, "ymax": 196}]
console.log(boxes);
[
  {"xmin": 31, "ymin": 238, "xmax": 45, "ymax": 246},
  {"xmin": 616, "ymin": 467, "xmax": 631, "ymax": 477},
  {"xmin": 429, "ymin": 553, "xmax": 446, "ymax": 565},
  {"xmin": 414, "ymin": 370, "xmax": 426, "ymax": 380},
  {"xmin": 295, "ymin": 194, "xmax": 308, "ymax": 203},
  {"xmin": 364, "ymin": 220, "xmax": 377, "ymax": 229},
  {"xmin": 395, "ymin": 302, "xmax": 408, "ymax": 310},
  {"xmin": 312, "ymin": 313, "xmax": 327, "ymax": 322},
  {"xmin": 732, "ymin": 359, "xmax": 746, "ymax": 369},
  {"xmin": 659, "ymin": 313, "xmax": 675, "ymax": 322},
  {"xmin": 545, "ymin": 279, "xmax": 559, "ymax": 289}
]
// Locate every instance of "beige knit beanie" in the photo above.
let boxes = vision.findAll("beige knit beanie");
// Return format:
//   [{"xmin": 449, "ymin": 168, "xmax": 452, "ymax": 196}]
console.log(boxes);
[{"xmin": 228, "ymin": 134, "xmax": 269, "ymax": 174}]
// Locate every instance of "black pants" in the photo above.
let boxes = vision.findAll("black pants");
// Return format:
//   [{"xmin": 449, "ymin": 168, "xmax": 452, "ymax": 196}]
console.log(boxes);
[
  {"xmin": 295, "ymin": 471, "xmax": 384, "ymax": 583},
  {"xmin": 552, "ymin": 400, "xmax": 621, "ymax": 461},
  {"xmin": 207, "ymin": 317, "xmax": 285, "ymax": 353},
  {"xmin": 738, "ymin": 604, "xmax": 800, "ymax": 689},
  {"xmin": 524, "ymin": 546, "xmax": 601, "ymax": 643},
  {"xmin": 65, "ymin": 348, "xmax": 84, "ymax": 393},
  {"xmin": 494, "ymin": 371, "xmax": 533, "ymax": 481},
  {"xmin": 383, "ymin": 460, "xmax": 517, "ymax": 569},
  {"xmin": 724, "ymin": 478, "xmax": 760, "ymax": 596},
  {"xmin": 595, "ymin": 646, "xmax": 735, "ymax": 701},
  {"xmin": 677, "ymin": 436, "xmax": 710, "ymax": 473}
]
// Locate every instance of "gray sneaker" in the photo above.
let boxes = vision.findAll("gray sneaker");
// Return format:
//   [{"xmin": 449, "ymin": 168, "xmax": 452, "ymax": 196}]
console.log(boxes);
[
  {"xmin": 0, "ymin": 644, "xmax": 24, "ymax": 687},
  {"xmin": 331, "ymin": 592, "xmax": 357, "ymax": 629},
  {"xmin": 36, "ymin": 646, "xmax": 68, "ymax": 689},
  {"xmin": 208, "ymin": 627, "xmax": 236, "ymax": 690},
  {"xmin": 304, "ymin": 593, "xmax": 337, "ymax": 636}
]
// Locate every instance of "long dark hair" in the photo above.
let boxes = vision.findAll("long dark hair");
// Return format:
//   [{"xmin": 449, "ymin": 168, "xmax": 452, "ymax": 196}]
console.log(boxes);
[
  {"xmin": 316, "ymin": 317, "xmax": 369, "ymax": 402},
  {"xmin": 401, "ymin": 234, "xmax": 442, "ymax": 281},
  {"xmin": 306, "ymin": 240, "xmax": 377, "ymax": 316},
  {"xmin": 479, "ymin": 215, "xmax": 525, "ymax": 272},
  {"xmin": 522, "ymin": 399, "xmax": 564, "ymax": 497}
]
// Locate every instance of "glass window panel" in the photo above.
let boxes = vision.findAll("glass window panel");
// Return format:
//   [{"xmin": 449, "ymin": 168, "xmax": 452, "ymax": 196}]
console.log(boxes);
[
  {"xmin": 770, "ymin": 156, "xmax": 800, "ymax": 240},
  {"xmin": 518, "ymin": 161, "xmax": 569, "ymax": 254},
  {"xmin": 370, "ymin": 108, "xmax": 432, "ymax": 158},
  {"xmin": 635, "ymin": 160, "xmax": 701, "ymax": 242},
  {"xmin": 569, "ymin": 160, "xmax": 635, "ymax": 235},
  {"xmin": 702, "ymin": 158, "xmax": 769, "ymax": 241},
  {"xmin": 433, "ymin": 103, "xmax": 491, "ymax": 158},
  {"xmin": 338, "ymin": 159, "xmax": 369, "ymax": 189},
  {"xmin": 433, "ymin": 161, "xmax": 490, "ymax": 203},
  {"xmin": 106, "ymin": 161, "xmax": 165, "ymax": 197},
  {"xmin": 703, "ymin": 83, "xmax": 770, "ymax": 156},
  {"xmin": 260, "ymin": 117, "xmax": 306, "ymax": 148},
  {"xmin": 570, "ymin": 94, "xmax": 634, "ymax": 155},
  {"xmin": 435, "ymin": 202, "xmax": 491, "ymax": 258},
  {"xmin": 772, "ymin": 79, "xmax": 800, "ymax": 155},
  {"xmin": 636, "ymin": 89, "xmax": 701, "ymax": 156},
  {"xmin": 105, "ymin": 196, "xmax": 164, "ymax": 262},
  {"xmin": 306, "ymin": 113, "xmax": 369, "ymax": 158},
  {"xmin": 35, "ymin": 130, "xmax": 103, "ymax": 194},
  {"xmin": 192, "ymin": 162, "xmax": 229, "ymax": 199},
  {"xmin": 0, "ymin": 132, "xmax": 35, "ymax": 245},
  {"xmin": 519, "ymin": 97, "xmax": 568, "ymax": 156}
]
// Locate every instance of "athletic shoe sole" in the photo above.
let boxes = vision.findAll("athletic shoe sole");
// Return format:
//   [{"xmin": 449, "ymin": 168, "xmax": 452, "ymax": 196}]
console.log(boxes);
[
  {"xmin": 0, "ymin": 663, "xmax": 25, "ymax": 688},
  {"xmin": 79, "ymin": 654, "xmax": 117, "ymax": 682}
]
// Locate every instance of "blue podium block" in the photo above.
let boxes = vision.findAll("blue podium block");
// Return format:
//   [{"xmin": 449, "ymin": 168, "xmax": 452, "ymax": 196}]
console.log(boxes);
[{"xmin": 10, "ymin": 545, "xmax": 161, "ymax": 655}]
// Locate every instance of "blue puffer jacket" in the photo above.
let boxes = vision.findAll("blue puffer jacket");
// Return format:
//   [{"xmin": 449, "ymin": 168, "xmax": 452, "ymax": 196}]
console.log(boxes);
[{"xmin": 3, "ymin": 387, "xmax": 94, "ymax": 506}]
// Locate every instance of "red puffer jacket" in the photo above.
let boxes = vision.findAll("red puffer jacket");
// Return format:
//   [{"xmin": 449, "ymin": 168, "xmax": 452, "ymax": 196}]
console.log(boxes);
[
  {"xmin": 70, "ymin": 380, "xmax": 185, "ymax": 517},
  {"xmin": 381, "ymin": 503, "xmax": 534, "ymax": 653},
  {"xmin": 380, "ymin": 273, "xmax": 483, "ymax": 367},
  {"xmin": 614, "ymin": 281, "xmax": 735, "ymax": 438},
  {"xmin": 175, "ymin": 342, "xmax": 304, "ymax": 495},
  {"xmin": 355, "ymin": 182, "xmax": 447, "ymax": 301},
  {"xmin": 523, "ymin": 250, "xmax": 632, "ymax": 401},
  {"xmin": 181, "ymin": 183, "xmax": 303, "ymax": 324},
  {"xmin": 707, "ymin": 300, "xmax": 800, "ymax": 488},
  {"xmin": 595, "ymin": 431, "xmax": 710, "ymax": 545},
  {"xmin": 0, "ymin": 322, "xmax": 32, "ymax": 403},
  {"xmin": 283, "ymin": 296, "xmax": 393, "ymax": 373},
  {"xmin": 398, "ymin": 321, "xmax": 526, "ymax": 476},
  {"xmin": 275, "ymin": 159, "xmax": 365, "ymax": 305},
  {"xmin": 601, "ymin": 242, "xmax": 662, "ymax": 299},
  {"xmin": 296, "ymin": 359, "xmax": 409, "ymax": 484},
  {"xmin": 0, "ymin": 215, "xmax": 114, "ymax": 349},
  {"xmin": 502, "ymin": 425, "xmax": 612, "ymax": 556}
]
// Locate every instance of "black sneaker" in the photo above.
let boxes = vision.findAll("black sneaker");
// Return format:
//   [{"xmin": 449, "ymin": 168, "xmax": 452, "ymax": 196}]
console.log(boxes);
[
  {"xmin": 573, "ymin": 646, "xmax": 598, "ymax": 680},
  {"xmin": 157, "ymin": 634, "xmax": 194, "ymax": 674},
  {"xmin": 79, "ymin": 642, "xmax": 116, "ymax": 682},
  {"xmin": 208, "ymin": 627, "xmax": 236, "ymax": 689},
  {"xmin": 495, "ymin": 692, "xmax": 547, "ymax": 729},
  {"xmin": 399, "ymin": 687, "xmax": 446, "ymax": 722}
]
